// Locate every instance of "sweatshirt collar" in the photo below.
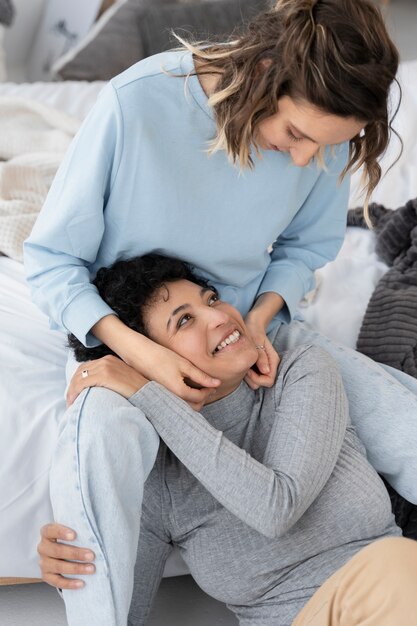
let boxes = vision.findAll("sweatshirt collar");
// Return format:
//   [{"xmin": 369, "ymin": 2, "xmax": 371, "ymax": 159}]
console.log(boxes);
[
  {"xmin": 201, "ymin": 380, "xmax": 259, "ymax": 431},
  {"xmin": 180, "ymin": 51, "xmax": 215, "ymax": 121}
]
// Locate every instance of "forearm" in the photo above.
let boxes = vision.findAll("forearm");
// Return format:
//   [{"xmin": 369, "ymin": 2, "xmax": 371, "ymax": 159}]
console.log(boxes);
[
  {"xmin": 130, "ymin": 348, "xmax": 347, "ymax": 538},
  {"xmin": 256, "ymin": 148, "xmax": 350, "ymax": 324},
  {"xmin": 130, "ymin": 381, "xmax": 280, "ymax": 537},
  {"xmin": 24, "ymin": 83, "xmax": 124, "ymax": 345},
  {"xmin": 92, "ymin": 314, "xmax": 151, "ymax": 367}
]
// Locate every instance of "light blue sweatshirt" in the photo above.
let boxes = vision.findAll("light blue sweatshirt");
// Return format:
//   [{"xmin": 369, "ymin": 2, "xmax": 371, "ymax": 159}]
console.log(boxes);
[{"xmin": 24, "ymin": 50, "xmax": 350, "ymax": 347}]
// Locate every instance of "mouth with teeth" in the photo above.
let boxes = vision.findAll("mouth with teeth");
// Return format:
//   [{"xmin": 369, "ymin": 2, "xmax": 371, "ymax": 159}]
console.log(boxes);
[{"xmin": 213, "ymin": 330, "xmax": 241, "ymax": 354}]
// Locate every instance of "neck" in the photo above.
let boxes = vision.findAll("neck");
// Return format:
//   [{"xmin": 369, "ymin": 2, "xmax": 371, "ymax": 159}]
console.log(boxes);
[{"xmin": 204, "ymin": 376, "xmax": 246, "ymax": 405}]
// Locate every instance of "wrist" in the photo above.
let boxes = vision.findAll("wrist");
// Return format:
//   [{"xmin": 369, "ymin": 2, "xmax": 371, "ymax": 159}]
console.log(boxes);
[
  {"xmin": 128, "ymin": 376, "xmax": 149, "ymax": 398},
  {"xmin": 245, "ymin": 310, "xmax": 268, "ymax": 333},
  {"xmin": 247, "ymin": 292, "xmax": 285, "ymax": 330}
]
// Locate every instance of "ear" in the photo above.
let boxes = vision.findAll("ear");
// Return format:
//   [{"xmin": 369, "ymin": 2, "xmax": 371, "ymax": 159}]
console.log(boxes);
[
  {"xmin": 258, "ymin": 59, "xmax": 272, "ymax": 72},
  {"xmin": 256, "ymin": 58, "xmax": 273, "ymax": 75}
]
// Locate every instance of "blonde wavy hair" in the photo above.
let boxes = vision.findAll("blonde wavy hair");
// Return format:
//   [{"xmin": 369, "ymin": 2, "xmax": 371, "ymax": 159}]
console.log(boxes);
[{"xmin": 176, "ymin": 0, "xmax": 400, "ymax": 223}]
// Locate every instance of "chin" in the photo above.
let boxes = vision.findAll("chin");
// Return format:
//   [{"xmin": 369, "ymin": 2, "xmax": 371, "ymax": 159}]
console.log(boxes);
[{"xmin": 215, "ymin": 353, "xmax": 258, "ymax": 381}]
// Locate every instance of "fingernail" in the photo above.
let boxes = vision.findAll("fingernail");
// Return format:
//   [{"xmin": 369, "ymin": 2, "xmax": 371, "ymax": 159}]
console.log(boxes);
[
  {"xmin": 84, "ymin": 551, "xmax": 95, "ymax": 561},
  {"xmin": 85, "ymin": 565, "xmax": 95, "ymax": 573},
  {"xmin": 261, "ymin": 366, "xmax": 270, "ymax": 374},
  {"xmin": 65, "ymin": 532, "xmax": 75, "ymax": 540},
  {"xmin": 74, "ymin": 581, "xmax": 84, "ymax": 588}
]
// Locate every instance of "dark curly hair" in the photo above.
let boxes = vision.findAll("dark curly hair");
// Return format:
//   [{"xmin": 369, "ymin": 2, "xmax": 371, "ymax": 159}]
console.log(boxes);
[{"xmin": 68, "ymin": 254, "xmax": 210, "ymax": 362}]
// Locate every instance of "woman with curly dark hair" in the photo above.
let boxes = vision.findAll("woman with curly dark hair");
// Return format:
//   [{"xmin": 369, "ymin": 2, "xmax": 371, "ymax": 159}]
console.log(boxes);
[{"xmin": 39, "ymin": 254, "xmax": 417, "ymax": 626}]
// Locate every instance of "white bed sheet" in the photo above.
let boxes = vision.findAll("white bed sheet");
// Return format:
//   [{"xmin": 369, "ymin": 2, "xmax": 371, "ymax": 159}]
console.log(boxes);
[
  {"xmin": 1, "ymin": 60, "xmax": 417, "ymax": 578},
  {"xmin": 0, "ymin": 81, "xmax": 105, "ymax": 578}
]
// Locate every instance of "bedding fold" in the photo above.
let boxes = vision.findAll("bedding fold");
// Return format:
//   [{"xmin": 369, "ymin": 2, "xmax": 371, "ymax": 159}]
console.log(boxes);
[{"xmin": 0, "ymin": 97, "xmax": 79, "ymax": 261}]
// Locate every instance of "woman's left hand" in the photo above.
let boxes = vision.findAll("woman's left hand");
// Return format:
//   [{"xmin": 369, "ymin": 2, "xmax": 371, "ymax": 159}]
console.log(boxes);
[
  {"xmin": 66, "ymin": 355, "xmax": 148, "ymax": 406},
  {"xmin": 244, "ymin": 323, "xmax": 280, "ymax": 390}
]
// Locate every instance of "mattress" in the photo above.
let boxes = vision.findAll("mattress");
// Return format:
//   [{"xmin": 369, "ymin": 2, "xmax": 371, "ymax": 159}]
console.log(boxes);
[{"xmin": 1, "ymin": 59, "xmax": 416, "ymax": 579}]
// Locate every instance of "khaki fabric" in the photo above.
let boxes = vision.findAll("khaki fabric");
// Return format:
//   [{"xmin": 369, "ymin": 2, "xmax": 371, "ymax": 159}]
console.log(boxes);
[{"xmin": 293, "ymin": 537, "xmax": 417, "ymax": 626}]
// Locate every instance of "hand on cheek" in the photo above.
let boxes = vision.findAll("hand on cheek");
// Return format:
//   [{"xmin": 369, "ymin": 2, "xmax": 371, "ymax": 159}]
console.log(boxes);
[{"xmin": 244, "ymin": 335, "xmax": 280, "ymax": 390}]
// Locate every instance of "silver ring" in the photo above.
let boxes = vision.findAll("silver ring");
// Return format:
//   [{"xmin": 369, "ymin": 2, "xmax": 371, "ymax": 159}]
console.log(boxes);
[
  {"xmin": 255, "ymin": 344, "xmax": 265, "ymax": 350},
  {"xmin": 81, "ymin": 369, "xmax": 89, "ymax": 379}
]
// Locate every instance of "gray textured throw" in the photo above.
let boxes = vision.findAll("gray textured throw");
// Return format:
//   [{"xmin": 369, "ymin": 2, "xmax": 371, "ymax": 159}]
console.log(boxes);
[
  {"xmin": 348, "ymin": 200, "xmax": 417, "ymax": 541},
  {"xmin": 0, "ymin": 0, "xmax": 14, "ymax": 26},
  {"xmin": 347, "ymin": 198, "xmax": 417, "ymax": 379}
]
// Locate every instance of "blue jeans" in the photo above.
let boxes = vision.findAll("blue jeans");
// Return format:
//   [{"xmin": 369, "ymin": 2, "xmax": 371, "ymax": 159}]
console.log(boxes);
[
  {"xmin": 274, "ymin": 321, "xmax": 417, "ymax": 504},
  {"xmin": 51, "ymin": 322, "xmax": 417, "ymax": 625},
  {"xmin": 50, "ymin": 384, "xmax": 159, "ymax": 626}
]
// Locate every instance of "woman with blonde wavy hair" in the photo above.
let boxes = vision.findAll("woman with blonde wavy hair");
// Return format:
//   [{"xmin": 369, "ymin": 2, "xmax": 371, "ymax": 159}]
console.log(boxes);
[{"xmin": 24, "ymin": 0, "xmax": 417, "ymax": 624}]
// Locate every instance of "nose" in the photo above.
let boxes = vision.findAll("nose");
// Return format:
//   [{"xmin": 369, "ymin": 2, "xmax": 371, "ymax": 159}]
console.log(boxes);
[
  {"xmin": 205, "ymin": 306, "xmax": 229, "ymax": 327},
  {"xmin": 290, "ymin": 144, "xmax": 319, "ymax": 167}
]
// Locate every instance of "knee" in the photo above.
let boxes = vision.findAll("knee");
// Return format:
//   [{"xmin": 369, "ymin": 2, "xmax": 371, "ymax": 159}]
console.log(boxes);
[
  {"xmin": 363, "ymin": 537, "xmax": 417, "ymax": 583},
  {"xmin": 74, "ymin": 387, "xmax": 128, "ymax": 431},
  {"xmin": 74, "ymin": 387, "xmax": 156, "ymax": 447}
]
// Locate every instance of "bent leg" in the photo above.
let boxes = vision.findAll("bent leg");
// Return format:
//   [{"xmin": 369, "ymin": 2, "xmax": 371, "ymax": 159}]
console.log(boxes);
[
  {"xmin": 292, "ymin": 537, "xmax": 417, "ymax": 626},
  {"xmin": 50, "ymin": 387, "xmax": 159, "ymax": 626},
  {"xmin": 274, "ymin": 321, "xmax": 417, "ymax": 504},
  {"xmin": 379, "ymin": 361, "xmax": 417, "ymax": 394}
]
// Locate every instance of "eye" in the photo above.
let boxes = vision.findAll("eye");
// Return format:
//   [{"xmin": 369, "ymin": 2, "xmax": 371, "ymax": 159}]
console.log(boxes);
[
  {"xmin": 177, "ymin": 313, "xmax": 192, "ymax": 329},
  {"xmin": 286, "ymin": 128, "xmax": 302, "ymax": 143},
  {"xmin": 208, "ymin": 292, "xmax": 219, "ymax": 306}
]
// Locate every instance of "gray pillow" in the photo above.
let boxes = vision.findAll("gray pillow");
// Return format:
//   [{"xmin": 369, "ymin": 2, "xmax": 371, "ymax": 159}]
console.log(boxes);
[
  {"xmin": 53, "ymin": 0, "xmax": 269, "ymax": 82},
  {"xmin": 139, "ymin": 0, "xmax": 269, "ymax": 58},
  {"xmin": 52, "ymin": 0, "xmax": 172, "ymax": 82}
]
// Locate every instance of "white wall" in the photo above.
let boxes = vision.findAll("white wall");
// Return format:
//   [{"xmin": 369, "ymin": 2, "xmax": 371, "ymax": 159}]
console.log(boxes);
[{"xmin": 4, "ymin": 0, "xmax": 48, "ymax": 81}]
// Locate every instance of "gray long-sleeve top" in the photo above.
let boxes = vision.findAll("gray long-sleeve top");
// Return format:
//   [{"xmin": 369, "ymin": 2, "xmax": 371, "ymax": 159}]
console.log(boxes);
[{"xmin": 128, "ymin": 345, "xmax": 399, "ymax": 626}]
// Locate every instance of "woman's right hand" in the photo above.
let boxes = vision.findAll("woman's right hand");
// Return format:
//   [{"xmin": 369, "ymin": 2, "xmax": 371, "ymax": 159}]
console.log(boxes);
[
  {"xmin": 80, "ymin": 317, "xmax": 221, "ymax": 411},
  {"xmin": 67, "ymin": 355, "xmax": 148, "ymax": 406},
  {"xmin": 129, "ymin": 340, "xmax": 221, "ymax": 410},
  {"xmin": 38, "ymin": 524, "xmax": 95, "ymax": 590}
]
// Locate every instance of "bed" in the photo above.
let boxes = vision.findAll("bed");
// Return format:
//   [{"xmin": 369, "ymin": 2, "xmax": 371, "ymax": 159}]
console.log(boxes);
[{"xmin": 0, "ymin": 58, "xmax": 416, "ymax": 584}]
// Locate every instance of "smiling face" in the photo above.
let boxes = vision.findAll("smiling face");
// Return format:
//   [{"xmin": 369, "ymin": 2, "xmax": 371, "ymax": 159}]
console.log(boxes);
[
  {"xmin": 143, "ymin": 279, "xmax": 259, "ymax": 397},
  {"xmin": 256, "ymin": 96, "xmax": 365, "ymax": 167}
]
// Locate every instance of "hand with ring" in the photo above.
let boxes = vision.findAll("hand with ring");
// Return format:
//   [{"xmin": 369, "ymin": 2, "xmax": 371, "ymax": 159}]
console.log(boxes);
[
  {"xmin": 66, "ymin": 356, "xmax": 149, "ymax": 406},
  {"xmin": 244, "ymin": 325, "xmax": 280, "ymax": 390}
]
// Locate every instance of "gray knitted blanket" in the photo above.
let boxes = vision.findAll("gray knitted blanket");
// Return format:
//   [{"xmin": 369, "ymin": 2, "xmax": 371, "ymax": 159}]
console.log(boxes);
[
  {"xmin": 348, "ymin": 199, "xmax": 417, "ymax": 541},
  {"xmin": 347, "ymin": 198, "xmax": 417, "ymax": 379}
]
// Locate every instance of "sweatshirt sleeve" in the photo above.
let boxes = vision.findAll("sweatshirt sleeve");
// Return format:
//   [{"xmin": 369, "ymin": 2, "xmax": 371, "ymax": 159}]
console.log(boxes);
[
  {"xmin": 23, "ymin": 82, "xmax": 124, "ymax": 347},
  {"xmin": 129, "ymin": 345, "xmax": 348, "ymax": 538},
  {"xmin": 258, "ymin": 144, "xmax": 350, "ymax": 323}
]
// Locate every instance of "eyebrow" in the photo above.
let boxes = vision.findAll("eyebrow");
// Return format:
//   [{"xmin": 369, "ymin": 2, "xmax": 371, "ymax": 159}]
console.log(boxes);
[{"xmin": 166, "ymin": 286, "xmax": 214, "ymax": 330}]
